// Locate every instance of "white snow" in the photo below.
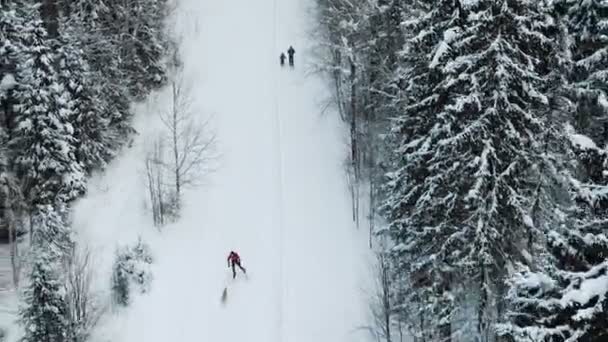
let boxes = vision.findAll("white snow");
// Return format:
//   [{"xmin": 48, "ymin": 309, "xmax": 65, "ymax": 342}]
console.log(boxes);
[
  {"xmin": 517, "ymin": 271, "xmax": 556, "ymax": 292},
  {"xmin": 561, "ymin": 263, "xmax": 608, "ymax": 310},
  {"xmin": 0, "ymin": 74, "xmax": 17, "ymax": 93},
  {"xmin": 570, "ymin": 133, "xmax": 597, "ymax": 150},
  {"xmin": 430, "ymin": 28, "xmax": 459, "ymax": 69},
  {"xmin": 599, "ymin": 92, "xmax": 608, "ymax": 111},
  {"xmin": 522, "ymin": 214, "xmax": 534, "ymax": 229},
  {"xmin": 67, "ymin": 0, "xmax": 371, "ymax": 341},
  {"xmin": 460, "ymin": 0, "xmax": 480, "ymax": 8},
  {"xmin": 565, "ymin": 123, "xmax": 598, "ymax": 151}
]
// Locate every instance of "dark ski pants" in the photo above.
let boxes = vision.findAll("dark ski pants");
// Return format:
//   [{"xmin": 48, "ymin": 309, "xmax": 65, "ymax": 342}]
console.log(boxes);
[{"xmin": 231, "ymin": 261, "xmax": 246, "ymax": 278}]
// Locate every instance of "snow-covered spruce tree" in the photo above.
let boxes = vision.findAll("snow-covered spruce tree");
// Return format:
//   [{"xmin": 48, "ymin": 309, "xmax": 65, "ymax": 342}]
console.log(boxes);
[
  {"xmin": 62, "ymin": 0, "xmax": 171, "ymax": 151},
  {"xmin": 19, "ymin": 204, "xmax": 74, "ymax": 342},
  {"xmin": 55, "ymin": 40, "xmax": 113, "ymax": 172},
  {"xmin": 62, "ymin": 4, "xmax": 132, "ymax": 145},
  {"xmin": 498, "ymin": 129, "xmax": 608, "ymax": 342},
  {"xmin": 382, "ymin": 0, "xmax": 562, "ymax": 339},
  {"xmin": 1, "ymin": 1, "xmax": 28, "ymax": 136},
  {"xmin": 496, "ymin": 2, "xmax": 608, "ymax": 339},
  {"xmin": 69, "ymin": 0, "xmax": 169, "ymax": 100},
  {"xmin": 564, "ymin": 0, "xmax": 608, "ymax": 146},
  {"xmin": 19, "ymin": 252, "xmax": 69, "ymax": 342},
  {"xmin": 0, "ymin": 2, "xmax": 22, "ymax": 209},
  {"xmin": 8, "ymin": 8, "xmax": 85, "ymax": 206},
  {"xmin": 31, "ymin": 203, "xmax": 75, "ymax": 255},
  {"xmin": 365, "ymin": 0, "xmax": 408, "ymax": 245},
  {"xmin": 1, "ymin": 1, "xmax": 33, "ymax": 288}
]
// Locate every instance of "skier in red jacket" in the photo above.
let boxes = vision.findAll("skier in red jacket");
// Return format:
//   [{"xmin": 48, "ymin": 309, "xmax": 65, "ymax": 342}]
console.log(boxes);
[{"xmin": 227, "ymin": 251, "xmax": 246, "ymax": 279}]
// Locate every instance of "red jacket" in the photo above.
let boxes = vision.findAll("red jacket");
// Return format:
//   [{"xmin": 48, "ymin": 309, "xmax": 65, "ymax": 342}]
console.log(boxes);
[{"xmin": 227, "ymin": 251, "xmax": 240, "ymax": 265}]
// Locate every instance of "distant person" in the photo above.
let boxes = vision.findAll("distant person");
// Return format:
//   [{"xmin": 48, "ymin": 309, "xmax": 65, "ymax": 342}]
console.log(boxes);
[
  {"xmin": 287, "ymin": 46, "xmax": 295, "ymax": 67},
  {"xmin": 227, "ymin": 251, "xmax": 246, "ymax": 279},
  {"xmin": 280, "ymin": 52, "xmax": 286, "ymax": 66}
]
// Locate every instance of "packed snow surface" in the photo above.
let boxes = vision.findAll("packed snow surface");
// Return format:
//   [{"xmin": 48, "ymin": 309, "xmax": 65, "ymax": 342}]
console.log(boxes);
[{"xmin": 70, "ymin": 0, "xmax": 372, "ymax": 341}]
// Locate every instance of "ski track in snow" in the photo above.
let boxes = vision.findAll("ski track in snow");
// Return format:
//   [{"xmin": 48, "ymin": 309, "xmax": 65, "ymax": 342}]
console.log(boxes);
[{"xmin": 70, "ymin": 0, "xmax": 372, "ymax": 341}]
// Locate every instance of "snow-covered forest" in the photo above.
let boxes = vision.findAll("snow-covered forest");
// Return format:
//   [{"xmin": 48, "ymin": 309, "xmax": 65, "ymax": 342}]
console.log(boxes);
[
  {"xmin": 0, "ymin": 0, "xmax": 171, "ymax": 340},
  {"xmin": 1, "ymin": 0, "xmax": 607, "ymax": 341},
  {"xmin": 315, "ymin": 0, "xmax": 608, "ymax": 341}
]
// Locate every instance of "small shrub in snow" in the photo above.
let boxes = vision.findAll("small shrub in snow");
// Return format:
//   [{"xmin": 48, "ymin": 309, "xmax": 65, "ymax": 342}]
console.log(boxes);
[{"xmin": 111, "ymin": 238, "xmax": 153, "ymax": 307}]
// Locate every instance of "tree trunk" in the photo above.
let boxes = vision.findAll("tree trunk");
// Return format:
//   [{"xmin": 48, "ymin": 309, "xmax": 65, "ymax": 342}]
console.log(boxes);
[
  {"xmin": 381, "ymin": 256, "xmax": 391, "ymax": 342},
  {"xmin": 369, "ymin": 178, "xmax": 374, "ymax": 248},
  {"xmin": 332, "ymin": 49, "xmax": 346, "ymax": 122},
  {"xmin": 8, "ymin": 211, "xmax": 19, "ymax": 288},
  {"xmin": 478, "ymin": 265, "xmax": 488, "ymax": 342},
  {"xmin": 29, "ymin": 210, "xmax": 34, "ymax": 245},
  {"xmin": 146, "ymin": 159, "xmax": 158, "ymax": 226},
  {"xmin": 40, "ymin": 0, "xmax": 59, "ymax": 38},
  {"xmin": 439, "ymin": 292, "xmax": 452, "ymax": 342},
  {"xmin": 172, "ymin": 81, "xmax": 181, "ymax": 209},
  {"xmin": 60, "ymin": 0, "xmax": 70, "ymax": 18},
  {"xmin": 1, "ymin": 175, "xmax": 19, "ymax": 288},
  {"xmin": 419, "ymin": 312, "xmax": 426, "ymax": 342},
  {"xmin": 156, "ymin": 163, "xmax": 164, "ymax": 226},
  {"xmin": 349, "ymin": 59, "xmax": 358, "ymax": 180},
  {"xmin": 368, "ymin": 119, "xmax": 376, "ymax": 248},
  {"xmin": 349, "ymin": 59, "xmax": 360, "ymax": 227}
]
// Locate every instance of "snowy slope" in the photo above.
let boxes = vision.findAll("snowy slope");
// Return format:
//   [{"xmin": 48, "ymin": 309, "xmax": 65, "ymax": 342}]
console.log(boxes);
[{"xmin": 73, "ymin": 0, "xmax": 372, "ymax": 341}]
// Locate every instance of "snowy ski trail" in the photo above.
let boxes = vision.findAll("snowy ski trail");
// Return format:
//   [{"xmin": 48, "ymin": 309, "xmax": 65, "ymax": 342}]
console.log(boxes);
[{"xmin": 72, "ymin": 0, "xmax": 372, "ymax": 341}]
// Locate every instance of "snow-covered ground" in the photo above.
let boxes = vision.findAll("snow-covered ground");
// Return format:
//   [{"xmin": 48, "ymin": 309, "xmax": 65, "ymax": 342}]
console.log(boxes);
[{"xmin": 72, "ymin": 0, "xmax": 372, "ymax": 341}]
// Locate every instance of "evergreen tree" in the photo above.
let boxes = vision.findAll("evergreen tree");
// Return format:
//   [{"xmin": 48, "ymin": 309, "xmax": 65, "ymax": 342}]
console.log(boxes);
[
  {"xmin": 19, "ymin": 252, "xmax": 69, "ymax": 342},
  {"xmin": 382, "ymin": 0, "xmax": 562, "ymax": 338},
  {"xmin": 1, "ymin": 1, "xmax": 27, "ymax": 138},
  {"xmin": 63, "ymin": 0, "xmax": 172, "ymax": 151},
  {"xmin": 19, "ymin": 204, "xmax": 73, "ymax": 342},
  {"xmin": 9, "ymin": 9, "xmax": 85, "ymax": 205},
  {"xmin": 499, "ymin": 130, "xmax": 608, "ymax": 342},
  {"xmin": 565, "ymin": 0, "xmax": 608, "ymax": 146},
  {"xmin": 498, "ymin": 2, "xmax": 608, "ymax": 339},
  {"xmin": 55, "ymin": 40, "xmax": 112, "ymax": 172},
  {"xmin": 69, "ymin": 0, "xmax": 169, "ymax": 100},
  {"xmin": 31, "ymin": 203, "xmax": 74, "ymax": 256}
]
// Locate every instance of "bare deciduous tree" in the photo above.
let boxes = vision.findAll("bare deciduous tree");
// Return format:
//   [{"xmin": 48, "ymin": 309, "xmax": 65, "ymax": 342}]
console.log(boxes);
[
  {"xmin": 144, "ymin": 136, "xmax": 171, "ymax": 227},
  {"xmin": 63, "ymin": 245, "xmax": 106, "ymax": 342},
  {"xmin": 143, "ymin": 72, "xmax": 215, "ymax": 226},
  {"xmin": 369, "ymin": 250, "xmax": 393, "ymax": 342},
  {"xmin": 159, "ymin": 74, "xmax": 215, "ymax": 209},
  {"xmin": 366, "ymin": 240, "xmax": 420, "ymax": 342}
]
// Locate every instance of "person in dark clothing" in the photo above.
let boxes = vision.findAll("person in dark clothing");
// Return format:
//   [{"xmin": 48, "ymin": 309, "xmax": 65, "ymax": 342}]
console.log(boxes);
[
  {"xmin": 280, "ymin": 52, "xmax": 286, "ymax": 66},
  {"xmin": 227, "ymin": 251, "xmax": 247, "ymax": 279},
  {"xmin": 287, "ymin": 46, "xmax": 295, "ymax": 67}
]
